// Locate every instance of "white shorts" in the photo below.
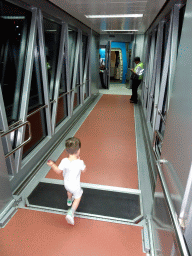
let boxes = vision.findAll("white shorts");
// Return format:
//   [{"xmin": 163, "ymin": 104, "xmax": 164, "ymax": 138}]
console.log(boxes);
[{"xmin": 64, "ymin": 183, "xmax": 83, "ymax": 199}]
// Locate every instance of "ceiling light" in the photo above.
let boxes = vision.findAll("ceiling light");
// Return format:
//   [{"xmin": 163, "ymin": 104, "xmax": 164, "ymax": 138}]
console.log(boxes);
[
  {"xmin": 85, "ymin": 14, "xmax": 143, "ymax": 18},
  {"xmin": 1, "ymin": 16, "xmax": 25, "ymax": 19},
  {"xmin": 102, "ymin": 30, "xmax": 138, "ymax": 32}
]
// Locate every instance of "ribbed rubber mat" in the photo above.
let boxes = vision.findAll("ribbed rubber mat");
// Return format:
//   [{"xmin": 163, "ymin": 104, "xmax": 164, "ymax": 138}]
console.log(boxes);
[{"xmin": 27, "ymin": 182, "xmax": 141, "ymax": 220}]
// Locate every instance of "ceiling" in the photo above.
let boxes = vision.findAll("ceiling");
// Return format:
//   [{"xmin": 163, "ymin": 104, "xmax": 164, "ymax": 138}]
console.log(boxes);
[{"xmin": 49, "ymin": 0, "xmax": 167, "ymax": 34}]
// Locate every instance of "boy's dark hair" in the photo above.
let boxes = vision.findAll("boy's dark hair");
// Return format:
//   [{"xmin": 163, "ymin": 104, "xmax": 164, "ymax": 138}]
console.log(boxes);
[
  {"xmin": 65, "ymin": 137, "xmax": 81, "ymax": 154},
  {"xmin": 134, "ymin": 57, "xmax": 140, "ymax": 62}
]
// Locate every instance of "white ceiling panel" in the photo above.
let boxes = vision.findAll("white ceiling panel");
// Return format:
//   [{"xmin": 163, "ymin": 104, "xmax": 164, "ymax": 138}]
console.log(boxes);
[
  {"xmin": 75, "ymin": 6, "xmax": 146, "ymax": 15},
  {"xmin": 64, "ymin": 0, "xmax": 147, "ymax": 3},
  {"xmin": 49, "ymin": 0, "xmax": 167, "ymax": 34}
]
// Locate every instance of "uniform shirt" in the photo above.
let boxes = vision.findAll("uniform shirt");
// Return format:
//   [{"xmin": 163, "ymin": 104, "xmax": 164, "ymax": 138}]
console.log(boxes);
[
  {"xmin": 58, "ymin": 158, "xmax": 86, "ymax": 189},
  {"xmin": 134, "ymin": 62, "xmax": 144, "ymax": 80}
]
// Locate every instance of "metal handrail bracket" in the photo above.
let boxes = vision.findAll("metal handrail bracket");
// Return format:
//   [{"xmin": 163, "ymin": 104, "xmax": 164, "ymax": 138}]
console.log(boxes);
[
  {"xmin": 158, "ymin": 109, "xmax": 166, "ymax": 124},
  {"xmin": 1, "ymin": 121, "xmax": 32, "ymax": 159},
  {"xmin": 153, "ymin": 130, "xmax": 164, "ymax": 160},
  {"xmin": 153, "ymin": 130, "xmax": 164, "ymax": 146}
]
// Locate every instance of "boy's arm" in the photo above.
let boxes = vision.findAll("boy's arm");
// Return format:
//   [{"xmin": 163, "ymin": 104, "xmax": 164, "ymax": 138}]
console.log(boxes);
[
  {"xmin": 47, "ymin": 160, "xmax": 63, "ymax": 175},
  {"xmin": 82, "ymin": 167, "xmax": 87, "ymax": 173},
  {"xmin": 78, "ymin": 158, "xmax": 86, "ymax": 173}
]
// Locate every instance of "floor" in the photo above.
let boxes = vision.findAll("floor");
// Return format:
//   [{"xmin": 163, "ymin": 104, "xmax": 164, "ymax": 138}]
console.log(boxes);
[
  {"xmin": 0, "ymin": 83, "xmax": 146, "ymax": 256},
  {"xmin": 99, "ymin": 83, "xmax": 132, "ymax": 95}
]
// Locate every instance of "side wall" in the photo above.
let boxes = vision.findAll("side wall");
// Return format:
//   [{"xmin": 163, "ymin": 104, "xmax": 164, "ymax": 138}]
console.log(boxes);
[
  {"xmin": 91, "ymin": 31, "xmax": 100, "ymax": 95},
  {"xmin": 136, "ymin": 0, "xmax": 191, "ymax": 254},
  {"xmin": 133, "ymin": 34, "xmax": 145, "ymax": 63}
]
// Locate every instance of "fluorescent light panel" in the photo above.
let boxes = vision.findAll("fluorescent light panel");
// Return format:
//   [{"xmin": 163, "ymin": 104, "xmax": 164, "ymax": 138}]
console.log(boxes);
[
  {"xmin": 103, "ymin": 30, "xmax": 138, "ymax": 31},
  {"xmin": 85, "ymin": 14, "xmax": 143, "ymax": 18},
  {"xmin": 1, "ymin": 16, "xmax": 25, "ymax": 19}
]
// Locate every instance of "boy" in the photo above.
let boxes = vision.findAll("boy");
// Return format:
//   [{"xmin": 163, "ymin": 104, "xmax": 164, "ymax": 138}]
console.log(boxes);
[{"xmin": 47, "ymin": 137, "xmax": 86, "ymax": 225}]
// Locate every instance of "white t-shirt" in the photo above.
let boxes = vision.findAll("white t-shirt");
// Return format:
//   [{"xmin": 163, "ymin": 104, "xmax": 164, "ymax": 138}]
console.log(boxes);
[{"xmin": 58, "ymin": 158, "xmax": 86, "ymax": 190}]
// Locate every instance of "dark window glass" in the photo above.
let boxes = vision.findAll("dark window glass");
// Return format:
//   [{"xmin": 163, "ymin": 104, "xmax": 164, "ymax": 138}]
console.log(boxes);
[
  {"xmin": 59, "ymin": 54, "xmax": 67, "ymax": 95},
  {"xmin": 160, "ymin": 14, "xmax": 171, "ymax": 80},
  {"xmin": 146, "ymin": 35, "xmax": 152, "ymax": 68},
  {"xmin": 43, "ymin": 18, "xmax": 61, "ymax": 101},
  {"xmin": 55, "ymin": 55, "xmax": 68, "ymax": 126},
  {"xmin": 68, "ymin": 28, "xmax": 80, "ymax": 110},
  {"xmin": 56, "ymin": 94, "xmax": 68, "ymax": 126},
  {"xmin": 0, "ymin": 1, "xmax": 31, "ymax": 125},
  {"xmin": 150, "ymin": 100, "xmax": 154, "ymax": 124},
  {"xmin": 159, "ymin": 78, "xmax": 168, "ymax": 136},
  {"xmin": 84, "ymin": 59, "xmax": 89, "ymax": 100},
  {"xmin": 76, "ymin": 56, "xmax": 80, "ymax": 86},
  {"xmin": 82, "ymin": 35, "xmax": 88, "ymax": 73},
  {"xmin": 149, "ymin": 26, "xmax": 158, "ymax": 125},
  {"xmin": 84, "ymin": 79, "xmax": 89, "ymax": 100},
  {"xmin": 68, "ymin": 29, "xmax": 77, "ymax": 89},
  {"xmin": 82, "ymin": 35, "xmax": 89, "ymax": 100},
  {"xmin": 73, "ymin": 55, "xmax": 80, "ymax": 110},
  {"xmin": 73, "ymin": 87, "xmax": 80, "ymax": 110},
  {"xmin": 23, "ymin": 39, "xmax": 47, "ymax": 158}
]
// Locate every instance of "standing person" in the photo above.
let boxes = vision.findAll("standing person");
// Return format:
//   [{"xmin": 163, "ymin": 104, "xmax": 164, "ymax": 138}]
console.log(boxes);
[
  {"xmin": 130, "ymin": 57, "xmax": 144, "ymax": 104},
  {"xmin": 99, "ymin": 55, "xmax": 106, "ymax": 89},
  {"xmin": 47, "ymin": 137, "xmax": 86, "ymax": 225}
]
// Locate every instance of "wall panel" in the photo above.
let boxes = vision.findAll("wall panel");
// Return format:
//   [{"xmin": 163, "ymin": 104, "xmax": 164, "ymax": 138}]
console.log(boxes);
[{"xmin": 90, "ymin": 31, "xmax": 100, "ymax": 95}]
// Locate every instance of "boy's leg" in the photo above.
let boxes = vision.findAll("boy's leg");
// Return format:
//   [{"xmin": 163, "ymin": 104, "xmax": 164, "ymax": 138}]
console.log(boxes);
[
  {"xmin": 67, "ymin": 191, "xmax": 73, "ymax": 206},
  {"xmin": 66, "ymin": 188, "xmax": 82, "ymax": 225},
  {"xmin": 65, "ymin": 197, "xmax": 82, "ymax": 225},
  {"xmin": 71, "ymin": 197, "xmax": 81, "ymax": 212},
  {"xmin": 66, "ymin": 197, "xmax": 81, "ymax": 225},
  {"xmin": 67, "ymin": 191, "xmax": 72, "ymax": 200}
]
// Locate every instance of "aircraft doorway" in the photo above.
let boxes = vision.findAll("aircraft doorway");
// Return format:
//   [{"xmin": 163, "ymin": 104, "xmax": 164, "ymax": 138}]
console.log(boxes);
[
  {"xmin": 110, "ymin": 49, "xmax": 123, "ymax": 83},
  {"xmin": 110, "ymin": 42, "xmax": 130, "ymax": 85}
]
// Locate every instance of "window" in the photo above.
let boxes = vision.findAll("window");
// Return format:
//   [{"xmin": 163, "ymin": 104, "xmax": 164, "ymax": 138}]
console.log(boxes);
[
  {"xmin": 0, "ymin": 1, "xmax": 31, "ymax": 125},
  {"xmin": 43, "ymin": 18, "xmax": 61, "ymax": 101}
]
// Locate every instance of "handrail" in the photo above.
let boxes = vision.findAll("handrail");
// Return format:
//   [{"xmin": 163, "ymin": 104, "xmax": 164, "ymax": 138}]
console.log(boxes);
[
  {"xmin": 27, "ymin": 105, "xmax": 48, "ymax": 118},
  {"xmin": 58, "ymin": 91, "xmax": 70, "ymax": 100},
  {"xmin": 58, "ymin": 89, "xmax": 74, "ymax": 100},
  {"xmin": 50, "ymin": 99, "xmax": 57, "ymax": 104},
  {"xmin": 8, "ymin": 120, "xmax": 23, "ymax": 130},
  {"xmin": 156, "ymin": 159, "xmax": 189, "ymax": 256},
  {"xmin": 1, "ymin": 121, "xmax": 32, "ymax": 159},
  {"xmin": 50, "ymin": 89, "xmax": 75, "ymax": 104}
]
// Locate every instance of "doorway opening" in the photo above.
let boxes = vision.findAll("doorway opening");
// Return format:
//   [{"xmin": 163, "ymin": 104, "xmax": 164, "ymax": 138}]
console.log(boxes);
[{"xmin": 110, "ymin": 49, "xmax": 123, "ymax": 83}]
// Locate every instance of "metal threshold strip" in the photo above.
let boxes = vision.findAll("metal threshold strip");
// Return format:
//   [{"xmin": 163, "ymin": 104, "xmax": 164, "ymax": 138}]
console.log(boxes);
[
  {"xmin": 26, "ymin": 179, "xmax": 143, "ymax": 225},
  {"xmin": 24, "ymin": 204, "xmax": 142, "ymax": 226}
]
